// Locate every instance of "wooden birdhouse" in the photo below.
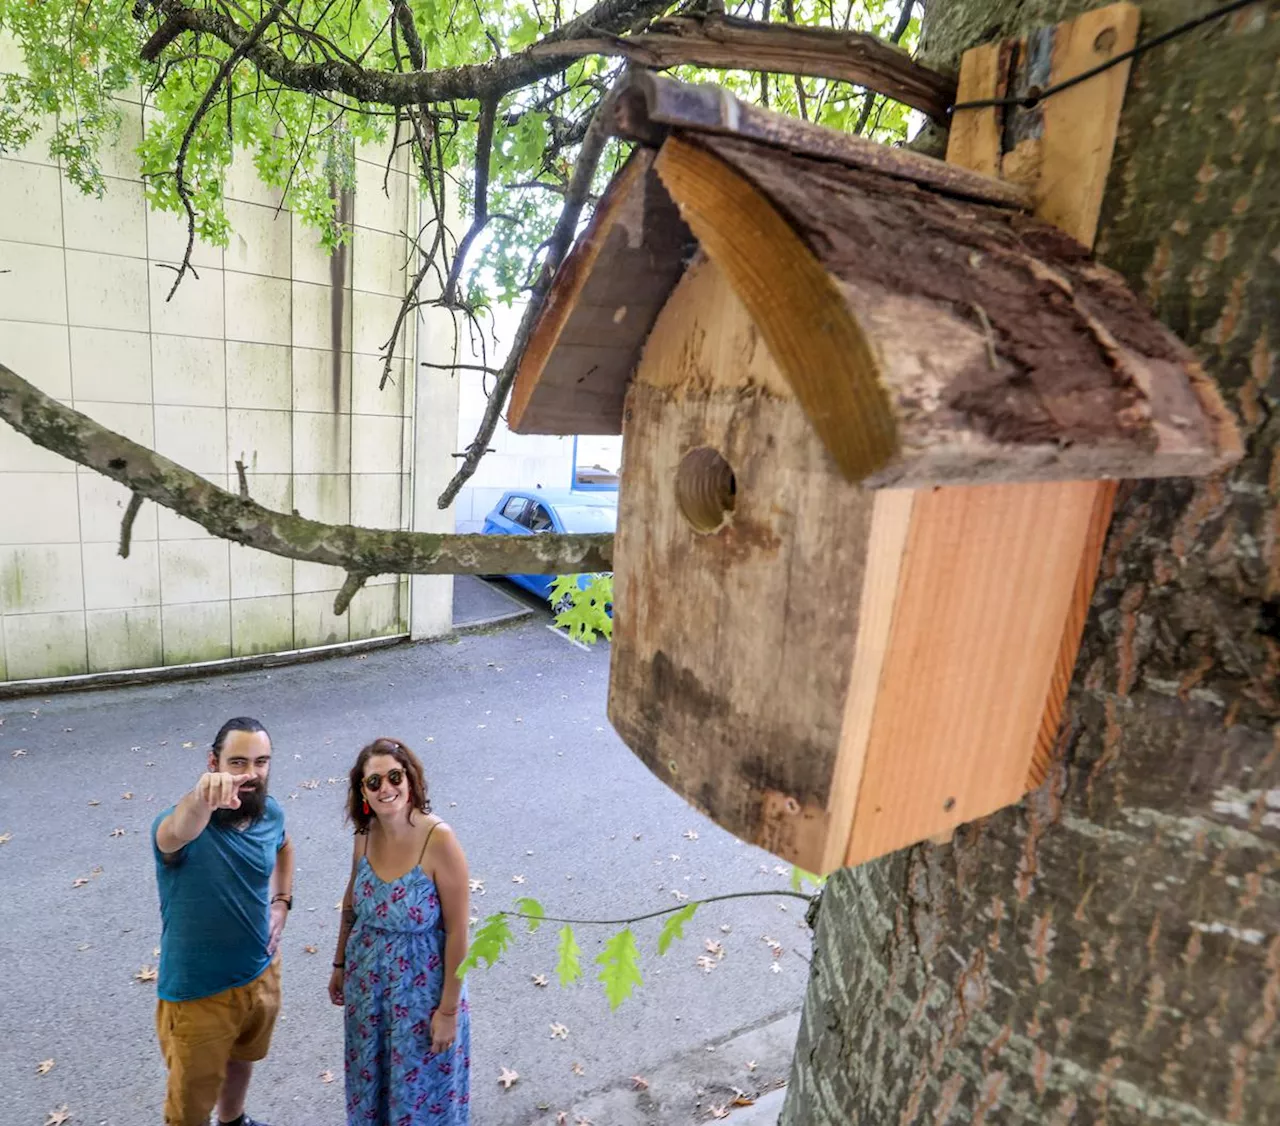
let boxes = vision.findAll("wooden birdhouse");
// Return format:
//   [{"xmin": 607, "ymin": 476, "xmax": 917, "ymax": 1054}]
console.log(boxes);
[{"xmin": 508, "ymin": 11, "xmax": 1240, "ymax": 874}]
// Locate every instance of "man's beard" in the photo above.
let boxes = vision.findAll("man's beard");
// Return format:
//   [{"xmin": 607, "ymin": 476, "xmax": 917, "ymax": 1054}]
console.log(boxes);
[{"xmin": 212, "ymin": 780, "xmax": 268, "ymax": 826}]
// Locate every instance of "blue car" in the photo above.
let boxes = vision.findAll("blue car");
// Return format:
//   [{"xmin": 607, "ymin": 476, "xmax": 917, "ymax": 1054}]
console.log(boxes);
[{"xmin": 480, "ymin": 489, "xmax": 617, "ymax": 609}]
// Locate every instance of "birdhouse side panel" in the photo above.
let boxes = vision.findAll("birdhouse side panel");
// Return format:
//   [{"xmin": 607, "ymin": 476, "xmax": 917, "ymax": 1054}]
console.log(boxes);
[{"xmin": 607, "ymin": 262, "xmax": 874, "ymax": 869}]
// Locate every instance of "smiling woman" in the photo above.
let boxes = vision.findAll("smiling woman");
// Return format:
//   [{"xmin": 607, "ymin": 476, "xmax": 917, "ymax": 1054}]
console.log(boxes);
[{"xmin": 330, "ymin": 737, "xmax": 473, "ymax": 1124}]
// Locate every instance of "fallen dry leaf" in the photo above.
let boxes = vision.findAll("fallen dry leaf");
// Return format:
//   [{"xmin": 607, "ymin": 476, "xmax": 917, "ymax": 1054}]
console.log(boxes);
[
  {"xmin": 76, "ymin": 943, "xmax": 91, "ymax": 952},
  {"xmin": 704, "ymin": 939, "xmax": 724, "ymax": 959},
  {"xmin": 710, "ymin": 1105, "xmax": 729, "ymax": 1119},
  {"xmin": 304, "ymin": 945, "xmax": 318, "ymax": 954},
  {"xmin": 301, "ymin": 779, "xmax": 320, "ymax": 790},
  {"xmin": 0, "ymin": 832, "xmax": 12, "ymax": 845},
  {"xmin": 720, "ymin": 924, "xmax": 731, "ymax": 933},
  {"xmin": 11, "ymin": 748, "xmax": 27, "ymax": 757},
  {"xmin": 511, "ymin": 874, "xmax": 525, "ymax": 884},
  {"xmin": 770, "ymin": 962, "xmax": 782, "ymax": 973},
  {"xmin": 684, "ymin": 829, "xmax": 699, "ymax": 840},
  {"xmin": 153, "ymin": 947, "xmax": 161, "ymax": 957},
  {"xmin": 695, "ymin": 955, "xmax": 717, "ymax": 973},
  {"xmin": 549, "ymin": 1022, "xmax": 569, "ymax": 1040},
  {"xmin": 87, "ymin": 800, "xmax": 100, "ymax": 807},
  {"xmin": 631, "ymin": 1074, "xmax": 649, "ymax": 1091},
  {"xmin": 319, "ymin": 1069, "xmax": 334, "ymax": 1084},
  {"xmin": 36, "ymin": 1059, "xmax": 55, "ymax": 1075},
  {"xmin": 469, "ymin": 878, "xmax": 485, "ymax": 894},
  {"xmin": 732, "ymin": 1095, "xmax": 755, "ymax": 1107},
  {"xmin": 497, "ymin": 1065, "xmax": 519, "ymax": 1090},
  {"xmin": 746, "ymin": 1060, "xmax": 757, "ymax": 1072},
  {"xmin": 571, "ymin": 1061, "xmax": 585, "ymax": 1076},
  {"xmin": 44, "ymin": 1105, "xmax": 72, "ymax": 1126},
  {"xmin": 576, "ymin": 1118, "xmax": 594, "ymax": 1126},
  {"xmin": 110, "ymin": 828, "xmax": 125, "ymax": 838},
  {"xmin": 671, "ymin": 889, "xmax": 689, "ymax": 902},
  {"xmin": 134, "ymin": 965, "xmax": 158, "ymax": 983},
  {"xmin": 182, "ymin": 742, "xmax": 194, "ymax": 749},
  {"xmin": 557, "ymin": 1114, "xmax": 569, "ymax": 1125},
  {"xmin": 121, "ymin": 792, "xmax": 134, "ymax": 801},
  {"xmin": 531, "ymin": 974, "xmax": 548, "ymax": 988},
  {"xmin": 71, "ymin": 878, "xmax": 90, "ymax": 889}
]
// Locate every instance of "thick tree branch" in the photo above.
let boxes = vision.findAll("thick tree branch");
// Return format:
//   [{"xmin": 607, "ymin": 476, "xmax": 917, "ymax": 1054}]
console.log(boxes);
[
  {"xmin": 532, "ymin": 12, "xmax": 955, "ymax": 120},
  {"xmin": 436, "ymin": 79, "xmax": 619, "ymax": 509},
  {"xmin": 0, "ymin": 363, "xmax": 613, "ymax": 591},
  {"xmin": 142, "ymin": 0, "xmax": 673, "ymax": 105}
]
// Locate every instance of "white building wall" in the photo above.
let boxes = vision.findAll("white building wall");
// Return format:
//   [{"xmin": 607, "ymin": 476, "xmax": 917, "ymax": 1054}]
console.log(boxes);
[
  {"xmin": 0, "ymin": 42, "xmax": 455, "ymax": 681},
  {"xmin": 452, "ymin": 303, "xmax": 621, "ymax": 532}
]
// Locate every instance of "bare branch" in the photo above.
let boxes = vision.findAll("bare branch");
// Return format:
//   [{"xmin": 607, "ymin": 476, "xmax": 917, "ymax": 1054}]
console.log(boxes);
[
  {"xmin": 854, "ymin": 0, "xmax": 916, "ymax": 135},
  {"xmin": 166, "ymin": 0, "xmax": 287, "ymax": 299},
  {"xmin": 436, "ymin": 77, "xmax": 620, "ymax": 508},
  {"xmin": 118, "ymin": 492, "xmax": 145, "ymax": 559},
  {"xmin": 333, "ymin": 571, "xmax": 369, "ymax": 615},
  {"xmin": 235, "ymin": 457, "xmax": 251, "ymax": 498},
  {"xmin": 442, "ymin": 98, "xmax": 498, "ymax": 305},
  {"xmin": 533, "ymin": 12, "xmax": 955, "ymax": 120},
  {"xmin": 0, "ymin": 362, "xmax": 613, "ymax": 582}
]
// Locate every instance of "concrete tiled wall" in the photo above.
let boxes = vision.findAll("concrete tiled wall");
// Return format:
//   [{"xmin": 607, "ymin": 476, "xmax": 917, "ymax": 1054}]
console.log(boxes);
[{"xmin": 0, "ymin": 63, "xmax": 439, "ymax": 682}]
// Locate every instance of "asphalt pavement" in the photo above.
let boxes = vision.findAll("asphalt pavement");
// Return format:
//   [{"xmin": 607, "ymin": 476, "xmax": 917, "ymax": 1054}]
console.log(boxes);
[{"xmin": 0, "ymin": 613, "xmax": 809, "ymax": 1125}]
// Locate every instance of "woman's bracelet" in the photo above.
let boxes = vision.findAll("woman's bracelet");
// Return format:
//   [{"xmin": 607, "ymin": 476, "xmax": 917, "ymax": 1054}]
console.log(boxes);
[
  {"xmin": 332, "ymin": 961, "xmax": 345, "ymax": 969},
  {"xmin": 438, "ymin": 1006, "xmax": 458, "ymax": 1016}
]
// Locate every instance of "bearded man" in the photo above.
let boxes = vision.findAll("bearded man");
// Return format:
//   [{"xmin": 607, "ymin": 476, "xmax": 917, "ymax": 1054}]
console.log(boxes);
[{"xmin": 152, "ymin": 716, "xmax": 294, "ymax": 1126}]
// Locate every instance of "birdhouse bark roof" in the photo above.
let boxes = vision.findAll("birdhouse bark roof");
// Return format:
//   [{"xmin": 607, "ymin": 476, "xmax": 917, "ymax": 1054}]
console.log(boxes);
[{"xmin": 509, "ymin": 71, "xmax": 1239, "ymax": 486}]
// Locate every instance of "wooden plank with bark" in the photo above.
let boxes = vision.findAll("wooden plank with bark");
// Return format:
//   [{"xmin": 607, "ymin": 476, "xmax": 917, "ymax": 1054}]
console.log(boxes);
[{"xmin": 658, "ymin": 131, "xmax": 1240, "ymax": 486}]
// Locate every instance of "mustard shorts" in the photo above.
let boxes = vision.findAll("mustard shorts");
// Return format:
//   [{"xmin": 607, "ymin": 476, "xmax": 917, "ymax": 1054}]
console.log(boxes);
[{"xmin": 155, "ymin": 959, "xmax": 282, "ymax": 1126}]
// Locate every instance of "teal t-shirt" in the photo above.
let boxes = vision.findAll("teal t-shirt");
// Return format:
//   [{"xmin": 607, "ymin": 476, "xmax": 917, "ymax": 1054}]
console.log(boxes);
[{"xmin": 152, "ymin": 796, "xmax": 286, "ymax": 1002}]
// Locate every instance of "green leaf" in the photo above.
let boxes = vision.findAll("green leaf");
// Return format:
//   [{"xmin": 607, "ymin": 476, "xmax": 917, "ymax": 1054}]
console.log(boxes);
[
  {"xmin": 556, "ymin": 925, "xmax": 582, "ymax": 987},
  {"xmin": 514, "ymin": 897, "xmax": 545, "ymax": 933},
  {"xmin": 595, "ymin": 927, "xmax": 643, "ymax": 1009},
  {"xmin": 457, "ymin": 912, "xmax": 513, "ymax": 978},
  {"xmin": 550, "ymin": 572, "xmax": 614, "ymax": 644},
  {"xmin": 657, "ymin": 903, "xmax": 698, "ymax": 955},
  {"xmin": 790, "ymin": 866, "xmax": 827, "ymax": 892}
]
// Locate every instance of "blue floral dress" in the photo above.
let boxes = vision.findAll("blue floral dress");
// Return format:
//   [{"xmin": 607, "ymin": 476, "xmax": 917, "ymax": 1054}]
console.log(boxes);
[{"xmin": 344, "ymin": 852, "xmax": 471, "ymax": 1124}]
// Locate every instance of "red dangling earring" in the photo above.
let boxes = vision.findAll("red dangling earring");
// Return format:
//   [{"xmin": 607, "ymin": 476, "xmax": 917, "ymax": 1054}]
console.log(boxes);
[{"xmin": 362, "ymin": 798, "xmax": 370, "ymax": 815}]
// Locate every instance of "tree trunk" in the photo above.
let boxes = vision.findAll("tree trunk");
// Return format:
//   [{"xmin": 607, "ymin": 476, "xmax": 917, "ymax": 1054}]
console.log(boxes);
[{"xmin": 782, "ymin": 1, "xmax": 1280, "ymax": 1122}]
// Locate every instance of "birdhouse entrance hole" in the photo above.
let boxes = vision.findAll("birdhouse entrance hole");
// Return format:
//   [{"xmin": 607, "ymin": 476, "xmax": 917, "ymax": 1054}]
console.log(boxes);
[{"xmin": 675, "ymin": 447, "xmax": 736, "ymax": 533}]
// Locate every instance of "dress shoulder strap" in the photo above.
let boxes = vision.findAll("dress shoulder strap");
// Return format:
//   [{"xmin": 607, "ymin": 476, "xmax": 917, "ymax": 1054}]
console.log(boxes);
[
  {"xmin": 417, "ymin": 818, "xmax": 442, "ymax": 866},
  {"xmin": 357, "ymin": 830, "xmax": 370, "ymax": 858}
]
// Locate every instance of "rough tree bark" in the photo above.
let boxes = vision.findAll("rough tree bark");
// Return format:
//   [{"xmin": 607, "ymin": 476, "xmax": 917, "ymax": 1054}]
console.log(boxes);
[{"xmin": 782, "ymin": 2, "xmax": 1279, "ymax": 1123}]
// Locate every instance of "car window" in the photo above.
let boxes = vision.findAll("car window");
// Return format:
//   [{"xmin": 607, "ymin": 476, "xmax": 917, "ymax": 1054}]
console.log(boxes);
[
  {"xmin": 555, "ymin": 505, "xmax": 617, "ymax": 533},
  {"xmin": 527, "ymin": 504, "xmax": 554, "ymax": 533},
  {"xmin": 501, "ymin": 496, "xmax": 528, "ymax": 522}
]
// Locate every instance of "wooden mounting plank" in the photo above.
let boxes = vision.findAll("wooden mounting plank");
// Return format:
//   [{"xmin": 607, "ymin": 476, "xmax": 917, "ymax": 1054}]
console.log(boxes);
[
  {"xmin": 837, "ymin": 2, "xmax": 1145, "ymax": 865},
  {"xmin": 508, "ymin": 150, "xmax": 693, "ymax": 435}
]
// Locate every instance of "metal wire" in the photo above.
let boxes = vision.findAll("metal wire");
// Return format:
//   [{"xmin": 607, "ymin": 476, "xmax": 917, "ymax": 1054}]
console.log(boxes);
[{"xmin": 949, "ymin": 0, "xmax": 1263, "ymax": 113}]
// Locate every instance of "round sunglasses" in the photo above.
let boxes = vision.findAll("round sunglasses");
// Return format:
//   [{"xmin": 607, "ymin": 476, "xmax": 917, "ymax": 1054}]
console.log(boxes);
[{"xmin": 362, "ymin": 768, "xmax": 405, "ymax": 792}]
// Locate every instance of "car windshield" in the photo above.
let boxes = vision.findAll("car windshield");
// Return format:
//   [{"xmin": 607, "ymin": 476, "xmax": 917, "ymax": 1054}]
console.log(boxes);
[{"xmin": 555, "ymin": 505, "xmax": 617, "ymax": 533}]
